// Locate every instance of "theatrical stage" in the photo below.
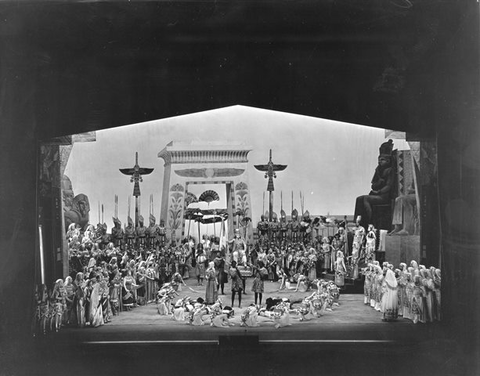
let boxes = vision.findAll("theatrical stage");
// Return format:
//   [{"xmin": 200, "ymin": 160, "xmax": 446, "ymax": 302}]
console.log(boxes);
[{"xmin": 18, "ymin": 278, "xmax": 453, "ymax": 376}]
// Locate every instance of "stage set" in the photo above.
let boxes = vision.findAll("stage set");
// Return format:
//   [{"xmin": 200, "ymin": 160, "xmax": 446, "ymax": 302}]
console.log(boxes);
[{"xmin": 1, "ymin": 2, "xmax": 478, "ymax": 376}]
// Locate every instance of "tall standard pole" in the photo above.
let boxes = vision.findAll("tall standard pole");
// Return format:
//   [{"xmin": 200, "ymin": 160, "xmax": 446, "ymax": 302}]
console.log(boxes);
[
  {"xmin": 254, "ymin": 149, "xmax": 287, "ymax": 224},
  {"xmin": 120, "ymin": 152, "xmax": 154, "ymax": 228}
]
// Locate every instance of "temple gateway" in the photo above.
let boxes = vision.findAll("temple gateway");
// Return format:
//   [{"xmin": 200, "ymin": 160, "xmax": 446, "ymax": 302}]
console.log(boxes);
[{"xmin": 158, "ymin": 141, "xmax": 254, "ymax": 245}]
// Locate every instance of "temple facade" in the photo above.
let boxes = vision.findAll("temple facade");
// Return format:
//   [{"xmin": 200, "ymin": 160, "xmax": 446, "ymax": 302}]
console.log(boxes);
[{"xmin": 158, "ymin": 141, "xmax": 254, "ymax": 244}]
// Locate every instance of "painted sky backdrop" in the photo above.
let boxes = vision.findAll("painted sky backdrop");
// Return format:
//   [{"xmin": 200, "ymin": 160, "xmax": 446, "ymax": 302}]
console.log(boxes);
[{"xmin": 64, "ymin": 105, "xmax": 408, "ymax": 230}]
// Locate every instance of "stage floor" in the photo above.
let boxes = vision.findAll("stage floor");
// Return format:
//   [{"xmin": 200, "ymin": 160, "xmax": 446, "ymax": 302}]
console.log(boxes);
[
  {"xmin": 10, "ymin": 278, "xmax": 457, "ymax": 376},
  {"xmin": 53, "ymin": 277, "xmax": 445, "ymax": 344}
]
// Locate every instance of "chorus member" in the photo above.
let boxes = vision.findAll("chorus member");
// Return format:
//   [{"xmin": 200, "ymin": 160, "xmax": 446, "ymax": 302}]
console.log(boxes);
[
  {"xmin": 403, "ymin": 272, "xmax": 414, "ymax": 321},
  {"xmin": 229, "ymin": 261, "xmax": 243, "ymax": 308},
  {"xmin": 381, "ymin": 268, "xmax": 398, "ymax": 321},
  {"xmin": 334, "ymin": 251, "xmax": 346, "ymax": 287},
  {"xmin": 251, "ymin": 261, "xmax": 268, "ymax": 306},
  {"xmin": 195, "ymin": 246, "xmax": 207, "ymax": 286},
  {"xmin": 213, "ymin": 250, "xmax": 226, "ymax": 295},
  {"xmin": 50, "ymin": 279, "xmax": 67, "ymax": 332},
  {"xmin": 205, "ymin": 261, "xmax": 218, "ymax": 304},
  {"xmin": 89, "ymin": 276, "xmax": 104, "ymax": 327},
  {"xmin": 411, "ymin": 275, "xmax": 426, "ymax": 324}
]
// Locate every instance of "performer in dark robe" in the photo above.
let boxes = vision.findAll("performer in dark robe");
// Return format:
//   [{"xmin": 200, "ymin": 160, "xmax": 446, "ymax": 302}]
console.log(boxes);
[
  {"xmin": 257, "ymin": 215, "xmax": 269, "ymax": 245},
  {"xmin": 213, "ymin": 250, "xmax": 226, "ymax": 295},
  {"xmin": 300, "ymin": 211, "xmax": 312, "ymax": 244},
  {"xmin": 111, "ymin": 217, "xmax": 124, "ymax": 249}
]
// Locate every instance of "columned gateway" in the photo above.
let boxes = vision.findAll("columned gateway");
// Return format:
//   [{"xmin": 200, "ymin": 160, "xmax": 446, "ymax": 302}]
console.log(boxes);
[{"xmin": 158, "ymin": 141, "xmax": 254, "ymax": 244}]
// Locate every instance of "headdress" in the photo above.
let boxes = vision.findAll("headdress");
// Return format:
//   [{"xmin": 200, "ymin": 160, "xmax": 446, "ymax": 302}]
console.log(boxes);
[
  {"xmin": 384, "ymin": 268, "xmax": 398, "ymax": 288},
  {"xmin": 138, "ymin": 215, "xmax": 144, "ymax": 225},
  {"xmin": 291, "ymin": 209, "xmax": 298, "ymax": 220},
  {"xmin": 128, "ymin": 216, "xmax": 134, "ymax": 226},
  {"xmin": 379, "ymin": 139, "xmax": 394, "ymax": 158},
  {"xmin": 149, "ymin": 214, "xmax": 156, "ymax": 225},
  {"xmin": 113, "ymin": 217, "xmax": 121, "ymax": 226}
]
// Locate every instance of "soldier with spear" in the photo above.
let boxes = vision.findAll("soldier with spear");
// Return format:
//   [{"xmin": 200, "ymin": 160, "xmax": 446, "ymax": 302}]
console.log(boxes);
[{"xmin": 111, "ymin": 195, "xmax": 124, "ymax": 249}]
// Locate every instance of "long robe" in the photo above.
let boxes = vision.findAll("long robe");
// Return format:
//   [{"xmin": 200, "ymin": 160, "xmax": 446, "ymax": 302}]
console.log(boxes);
[
  {"xmin": 381, "ymin": 269, "xmax": 398, "ymax": 321},
  {"xmin": 411, "ymin": 282, "xmax": 426, "ymax": 324},
  {"xmin": 89, "ymin": 283, "xmax": 104, "ymax": 327},
  {"xmin": 403, "ymin": 280, "xmax": 414, "ymax": 321},
  {"xmin": 205, "ymin": 268, "xmax": 218, "ymax": 304},
  {"xmin": 334, "ymin": 256, "xmax": 346, "ymax": 287},
  {"xmin": 72, "ymin": 282, "xmax": 86, "ymax": 328}
]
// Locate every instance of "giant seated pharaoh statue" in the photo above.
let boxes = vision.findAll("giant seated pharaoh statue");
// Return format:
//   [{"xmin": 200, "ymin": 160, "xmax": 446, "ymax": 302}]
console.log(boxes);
[
  {"xmin": 354, "ymin": 139, "xmax": 397, "ymax": 231},
  {"xmin": 354, "ymin": 139, "xmax": 421, "ymax": 266}
]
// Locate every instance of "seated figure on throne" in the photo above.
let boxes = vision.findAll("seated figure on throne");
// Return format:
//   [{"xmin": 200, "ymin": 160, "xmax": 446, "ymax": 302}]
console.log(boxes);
[
  {"xmin": 354, "ymin": 139, "xmax": 395, "ymax": 229},
  {"xmin": 389, "ymin": 181, "xmax": 418, "ymax": 235},
  {"xmin": 229, "ymin": 228, "xmax": 247, "ymax": 266}
]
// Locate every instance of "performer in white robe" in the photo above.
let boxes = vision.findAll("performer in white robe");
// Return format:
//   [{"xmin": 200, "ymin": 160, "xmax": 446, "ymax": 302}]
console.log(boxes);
[{"xmin": 381, "ymin": 268, "xmax": 398, "ymax": 321}]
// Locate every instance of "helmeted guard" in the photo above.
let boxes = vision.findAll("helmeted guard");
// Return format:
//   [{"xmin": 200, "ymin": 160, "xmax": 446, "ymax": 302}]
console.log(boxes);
[
  {"xmin": 300, "ymin": 210, "xmax": 312, "ymax": 243},
  {"xmin": 124, "ymin": 216, "xmax": 136, "ymax": 250},
  {"xmin": 146, "ymin": 214, "xmax": 159, "ymax": 249},
  {"xmin": 269, "ymin": 212, "xmax": 280, "ymax": 244},
  {"xmin": 279, "ymin": 210, "xmax": 289, "ymax": 242},
  {"xmin": 136, "ymin": 215, "xmax": 147, "ymax": 248},
  {"xmin": 111, "ymin": 217, "xmax": 124, "ymax": 249},
  {"xmin": 158, "ymin": 219, "xmax": 167, "ymax": 247},
  {"xmin": 289, "ymin": 209, "xmax": 300, "ymax": 243},
  {"xmin": 257, "ymin": 214, "xmax": 269, "ymax": 244},
  {"xmin": 95, "ymin": 223, "xmax": 110, "ymax": 250}
]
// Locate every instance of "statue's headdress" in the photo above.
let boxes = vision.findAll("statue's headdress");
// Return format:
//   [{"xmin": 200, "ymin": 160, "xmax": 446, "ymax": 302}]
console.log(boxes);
[
  {"xmin": 128, "ymin": 216, "xmax": 134, "ymax": 226},
  {"xmin": 379, "ymin": 139, "xmax": 394, "ymax": 158},
  {"xmin": 113, "ymin": 217, "xmax": 121, "ymax": 227}
]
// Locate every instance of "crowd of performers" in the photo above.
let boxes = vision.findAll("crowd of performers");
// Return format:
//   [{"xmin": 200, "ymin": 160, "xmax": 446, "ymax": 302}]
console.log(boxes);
[
  {"xmin": 161, "ymin": 278, "xmax": 341, "ymax": 329},
  {"xmin": 362, "ymin": 260, "xmax": 441, "ymax": 323},
  {"xmin": 32, "ymin": 209, "xmax": 439, "ymax": 335},
  {"xmin": 33, "ymin": 209, "xmax": 355, "ymax": 334}
]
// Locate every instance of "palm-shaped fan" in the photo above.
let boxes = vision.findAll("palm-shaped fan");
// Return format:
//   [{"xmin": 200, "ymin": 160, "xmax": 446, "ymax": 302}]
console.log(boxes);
[{"xmin": 198, "ymin": 190, "xmax": 220, "ymax": 203}]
